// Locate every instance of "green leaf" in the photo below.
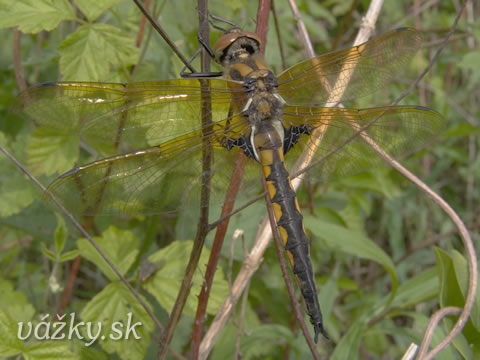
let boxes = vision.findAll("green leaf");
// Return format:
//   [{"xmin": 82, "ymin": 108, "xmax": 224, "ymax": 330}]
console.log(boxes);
[
  {"xmin": 443, "ymin": 318, "xmax": 475, "ymax": 360},
  {"xmin": 0, "ymin": 175, "xmax": 36, "ymax": 217},
  {"xmin": 459, "ymin": 51, "xmax": 480, "ymax": 71},
  {"xmin": 58, "ymin": 24, "xmax": 140, "ymax": 81},
  {"xmin": 434, "ymin": 248, "xmax": 480, "ymax": 349},
  {"xmin": 75, "ymin": 0, "xmax": 125, "ymax": 22},
  {"xmin": 305, "ymin": 1, "xmax": 336, "ymax": 25},
  {"xmin": 363, "ymin": 327, "xmax": 389, "ymax": 357},
  {"xmin": 451, "ymin": 250, "xmax": 480, "ymax": 330},
  {"xmin": 337, "ymin": 276, "xmax": 359, "ymax": 291},
  {"xmin": 298, "ymin": 10, "xmax": 328, "ymax": 43},
  {"xmin": 40, "ymin": 243, "xmax": 57, "ymax": 261},
  {"xmin": 444, "ymin": 123, "xmax": 480, "ymax": 137},
  {"xmin": 80, "ymin": 282, "xmax": 154, "ymax": 360},
  {"xmin": 366, "ymin": 268, "xmax": 439, "ymax": 341},
  {"xmin": 0, "ymin": 279, "xmax": 35, "ymax": 323},
  {"xmin": 317, "ymin": 266, "xmax": 340, "ymax": 329},
  {"xmin": 239, "ymin": 325, "xmax": 295, "ymax": 359},
  {"xmin": 77, "ymin": 226, "xmax": 138, "ymax": 281},
  {"xmin": 211, "ymin": 304, "xmax": 266, "ymax": 359},
  {"xmin": 142, "ymin": 240, "xmax": 229, "ymax": 316},
  {"xmin": 222, "ymin": 0, "xmax": 250, "ymax": 11},
  {"xmin": 335, "ymin": 169, "xmax": 401, "ymax": 199},
  {"xmin": 0, "ymin": 132, "xmax": 36, "ymax": 216},
  {"xmin": 331, "ymin": 319, "xmax": 367, "ymax": 360},
  {"xmin": 26, "ymin": 126, "xmax": 79, "ymax": 176},
  {"xmin": 306, "ymin": 218, "xmax": 398, "ymax": 304},
  {"xmin": 204, "ymin": 198, "xmax": 266, "ymax": 262},
  {"xmin": 459, "ymin": 51, "xmax": 480, "ymax": 87},
  {"xmin": 54, "ymin": 214, "xmax": 66, "ymax": 254},
  {"xmin": 23, "ymin": 341, "xmax": 79, "ymax": 359},
  {"xmin": 73, "ymin": 340, "xmax": 109, "ymax": 360},
  {"xmin": 388, "ymin": 268, "xmax": 438, "ymax": 309},
  {"xmin": 0, "ymin": 0, "xmax": 75, "ymax": 33},
  {"xmin": 58, "ymin": 249, "xmax": 80, "ymax": 262},
  {"xmin": 435, "ymin": 248, "xmax": 466, "ymax": 308},
  {"xmin": 0, "ymin": 311, "xmax": 24, "ymax": 357}
]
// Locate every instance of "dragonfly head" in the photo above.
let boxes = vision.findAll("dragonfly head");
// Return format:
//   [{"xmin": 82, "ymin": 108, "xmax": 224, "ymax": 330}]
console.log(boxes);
[{"xmin": 214, "ymin": 28, "xmax": 261, "ymax": 65}]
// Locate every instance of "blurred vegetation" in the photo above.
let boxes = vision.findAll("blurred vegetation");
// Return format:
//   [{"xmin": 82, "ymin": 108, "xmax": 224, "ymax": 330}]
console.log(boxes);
[{"xmin": 0, "ymin": 0, "xmax": 479, "ymax": 359}]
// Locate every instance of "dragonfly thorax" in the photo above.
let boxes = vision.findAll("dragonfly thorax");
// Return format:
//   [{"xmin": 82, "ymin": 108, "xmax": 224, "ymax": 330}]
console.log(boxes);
[
  {"xmin": 243, "ymin": 90, "xmax": 284, "ymax": 124},
  {"xmin": 243, "ymin": 69, "xmax": 277, "ymax": 92}
]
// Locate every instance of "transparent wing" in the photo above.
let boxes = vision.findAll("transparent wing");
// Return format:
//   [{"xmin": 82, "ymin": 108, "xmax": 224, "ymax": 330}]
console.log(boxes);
[
  {"xmin": 42, "ymin": 114, "xmax": 263, "ymax": 216},
  {"xmin": 14, "ymin": 79, "xmax": 248, "ymax": 156},
  {"xmin": 281, "ymin": 105, "xmax": 445, "ymax": 182},
  {"xmin": 14, "ymin": 79, "xmax": 266, "ymax": 216},
  {"xmin": 277, "ymin": 28, "xmax": 421, "ymax": 105}
]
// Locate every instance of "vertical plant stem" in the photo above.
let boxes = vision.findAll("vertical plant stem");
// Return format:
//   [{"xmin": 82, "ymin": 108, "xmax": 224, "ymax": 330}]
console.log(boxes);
[{"xmin": 157, "ymin": 0, "xmax": 213, "ymax": 358}]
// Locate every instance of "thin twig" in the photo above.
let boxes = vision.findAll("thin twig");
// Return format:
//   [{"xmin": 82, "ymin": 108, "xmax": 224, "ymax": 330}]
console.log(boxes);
[
  {"xmin": 158, "ymin": 0, "xmax": 213, "ymax": 358},
  {"xmin": 465, "ymin": 0, "xmax": 476, "ymax": 228},
  {"xmin": 135, "ymin": 0, "xmax": 150, "ymax": 47},
  {"xmin": 191, "ymin": 153, "xmax": 247, "ymax": 355},
  {"xmin": 331, "ymin": 0, "xmax": 360, "ymax": 51},
  {"xmin": 59, "ymin": 255, "xmax": 82, "ymax": 314},
  {"xmin": 416, "ymin": 307, "xmax": 463, "ymax": 359},
  {"xmin": 12, "ymin": 28, "xmax": 26, "ymax": 92},
  {"xmin": 0, "ymin": 236, "xmax": 32, "ymax": 251},
  {"xmin": 288, "ymin": 0, "xmax": 315, "ymax": 58},
  {"xmin": 131, "ymin": 0, "xmax": 166, "ymax": 80},
  {"xmin": 392, "ymin": 0, "xmax": 439, "ymax": 29},
  {"xmin": 133, "ymin": 0, "xmax": 196, "ymax": 73},
  {"xmin": 271, "ymin": 0, "xmax": 287, "ymax": 70},
  {"xmin": 231, "ymin": 231, "xmax": 251, "ymax": 359}
]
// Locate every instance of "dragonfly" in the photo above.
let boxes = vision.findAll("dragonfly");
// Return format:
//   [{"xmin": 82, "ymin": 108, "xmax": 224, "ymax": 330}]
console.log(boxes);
[{"xmin": 14, "ymin": 26, "xmax": 444, "ymax": 343}]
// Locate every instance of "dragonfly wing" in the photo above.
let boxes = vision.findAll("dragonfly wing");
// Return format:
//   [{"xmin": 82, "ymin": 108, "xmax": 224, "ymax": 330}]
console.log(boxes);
[
  {"xmin": 43, "ymin": 113, "xmax": 262, "ymax": 216},
  {"xmin": 14, "ymin": 79, "xmax": 246, "ymax": 156},
  {"xmin": 282, "ymin": 105, "xmax": 445, "ymax": 182},
  {"xmin": 277, "ymin": 28, "xmax": 421, "ymax": 105}
]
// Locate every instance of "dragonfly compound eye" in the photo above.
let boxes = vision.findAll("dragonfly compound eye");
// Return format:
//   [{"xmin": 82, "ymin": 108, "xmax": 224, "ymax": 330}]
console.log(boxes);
[{"xmin": 214, "ymin": 29, "xmax": 261, "ymax": 64}]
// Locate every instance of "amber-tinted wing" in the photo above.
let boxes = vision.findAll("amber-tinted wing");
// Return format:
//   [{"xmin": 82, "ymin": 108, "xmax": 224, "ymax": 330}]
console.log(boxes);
[
  {"xmin": 277, "ymin": 28, "xmax": 421, "ymax": 105},
  {"xmin": 281, "ymin": 105, "xmax": 444, "ymax": 182},
  {"xmin": 14, "ymin": 79, "xmax": 263, "ymax": 216},
  {"xmin": 14, "ymin": 79, "xmax": 247, "ymax": 156},
  {"xmin": 42, "ymin": 117, "xmax": 258, "ymax": 215}
]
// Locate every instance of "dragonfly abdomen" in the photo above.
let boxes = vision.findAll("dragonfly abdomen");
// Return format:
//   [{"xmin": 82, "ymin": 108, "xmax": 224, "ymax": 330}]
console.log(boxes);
[{"xmin": 255, "ymin": 123, "xmax": 328, "ymax": 343}]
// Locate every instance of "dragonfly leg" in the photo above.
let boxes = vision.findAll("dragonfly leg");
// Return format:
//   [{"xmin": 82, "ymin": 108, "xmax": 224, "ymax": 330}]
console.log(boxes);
[
  {"xmin": 283, "ymin": 124, "xmax": 312, "ymax": 154},
  {"xmin": 180, "ymin": 45, "xmax": 223, "ymax": 78},
  {"xmin": 223, "ymin": 135, "xmax": 257, "ymax": 160}
]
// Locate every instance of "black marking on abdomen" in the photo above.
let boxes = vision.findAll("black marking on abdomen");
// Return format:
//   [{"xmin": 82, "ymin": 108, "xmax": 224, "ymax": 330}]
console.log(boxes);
[{"xmin": 265, "ymin": 149, "xmax": 329, "ymax": 342}]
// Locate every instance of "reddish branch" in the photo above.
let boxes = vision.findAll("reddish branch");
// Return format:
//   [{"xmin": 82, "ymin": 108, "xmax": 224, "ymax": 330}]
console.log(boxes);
[{"xmin": 190, "ymin": 1, "xmax": 272, "ymax": 358}]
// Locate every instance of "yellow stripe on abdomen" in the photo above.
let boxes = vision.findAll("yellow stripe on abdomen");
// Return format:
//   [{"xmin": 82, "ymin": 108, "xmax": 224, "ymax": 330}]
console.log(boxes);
[{"xmin": 258, "ymin": 146, "xmax": 327, "ymax": 343}]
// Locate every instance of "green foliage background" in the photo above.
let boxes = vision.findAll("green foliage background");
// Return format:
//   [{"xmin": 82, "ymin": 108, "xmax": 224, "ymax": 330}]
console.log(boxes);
[{"xmin": 0, "ymin": 0, "xmax": 479, "ymax": 359}]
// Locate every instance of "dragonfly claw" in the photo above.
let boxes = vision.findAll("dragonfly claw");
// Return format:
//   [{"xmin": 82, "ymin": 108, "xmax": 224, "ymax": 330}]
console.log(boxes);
[{"xmin": 313, "ymin": 322, "xmax": 330, "ymax": 343}]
